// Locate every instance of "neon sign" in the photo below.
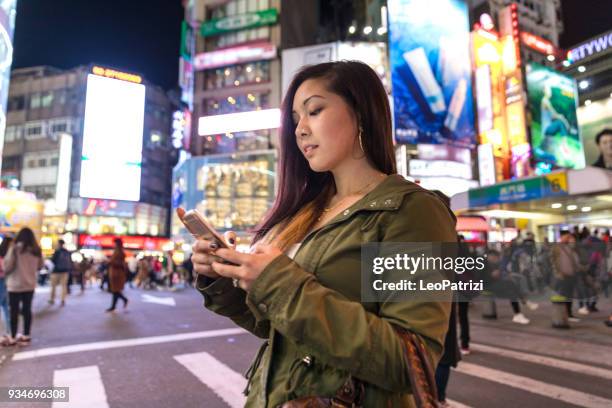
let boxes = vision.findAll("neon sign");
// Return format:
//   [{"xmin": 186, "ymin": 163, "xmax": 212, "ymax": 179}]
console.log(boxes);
[{"xmin": 92, "ymin": 66, "xmax": 143, "ymax": 84}]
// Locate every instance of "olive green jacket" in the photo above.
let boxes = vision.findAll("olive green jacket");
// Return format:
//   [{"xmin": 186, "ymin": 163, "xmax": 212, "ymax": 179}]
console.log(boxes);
[{"xmin": 196, "ymin": 175, "xmax": 456, "ymax": 407}]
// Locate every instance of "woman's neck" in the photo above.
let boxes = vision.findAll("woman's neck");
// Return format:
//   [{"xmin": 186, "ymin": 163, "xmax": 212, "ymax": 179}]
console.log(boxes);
[{"xmin": 330, "ymin": 164, "xmax": 386, "ymax": 198}]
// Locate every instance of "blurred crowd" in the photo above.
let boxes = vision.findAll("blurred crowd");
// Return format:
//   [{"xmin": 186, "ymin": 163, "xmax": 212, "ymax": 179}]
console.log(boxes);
[{"xmin": 0, "ymin": 227, "xmax": 195, "ymax": 347}]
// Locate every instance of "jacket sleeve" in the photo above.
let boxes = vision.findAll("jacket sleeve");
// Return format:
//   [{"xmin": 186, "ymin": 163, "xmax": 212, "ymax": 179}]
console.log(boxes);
[
  {"xmin": 245, "ymin": 192, "xmax": 455, "ymax": 392},
  {"xmin": 195, "ymin": 275, "xmax": 270, "ymax": 339}
]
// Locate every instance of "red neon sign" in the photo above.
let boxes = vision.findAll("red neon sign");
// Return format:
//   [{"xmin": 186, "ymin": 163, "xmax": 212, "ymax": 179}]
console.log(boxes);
[{"xmin": 520, "ymin": 32, "xmax": 555, "ymax": 55}]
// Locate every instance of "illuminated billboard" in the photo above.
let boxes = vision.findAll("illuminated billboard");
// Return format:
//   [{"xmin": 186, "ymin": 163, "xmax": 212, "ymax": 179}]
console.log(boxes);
[
  {"xmin": 80, "ymin": 74, "xmax": 145, "ymax": 201},
  {"xmin": 525, "ymin": 63, "xmax": 584, "ymax": 169},
  {"xmin": 0, "ymin": 0, "xmax": 18, "ymax": 168},
  {"xmin": 388, "ymin": 0, "xmax": 475, "ymax": 145},
  {"xmin": 577, "ymin": 98, "xmax": 612, "ymax": 167}
]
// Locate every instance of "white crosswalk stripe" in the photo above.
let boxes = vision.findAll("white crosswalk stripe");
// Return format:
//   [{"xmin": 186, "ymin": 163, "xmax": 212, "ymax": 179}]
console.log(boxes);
[
  {"xmin": 12, "ymin": 328, "xmax": 248, "ymax": 361},
  {"xmin": 174, "ymin": 351, "xmax": 247, "ymax": 408},
  {"xmin": 471, "ymin": 343, "xmax": 612, "ymax": 380},
  {"xmin": 455, "ymin": 362, "xmax": 612, "ymax": 408},
  {"xmin": 52, "ymin": 365, "xmax": 109, "ymax": 408}
]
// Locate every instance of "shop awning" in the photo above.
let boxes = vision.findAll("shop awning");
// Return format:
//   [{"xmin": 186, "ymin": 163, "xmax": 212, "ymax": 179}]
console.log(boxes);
[
  {"xmin": 451, "ymin": 166, "xmax": 612, "ymax": 211},
  {"xmin": 456, "ymin": 216, "xmax": 489, "ymax": 231}
]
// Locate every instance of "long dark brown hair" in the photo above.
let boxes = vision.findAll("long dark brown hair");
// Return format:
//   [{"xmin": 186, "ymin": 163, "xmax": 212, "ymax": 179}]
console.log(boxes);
[
  {"xmin": 253, "ymin": 61, "xmax": 396, "ymax": 248},
  {"xmin": 14, "ymin": 227, "xmax": 42, "ymax": 257}
]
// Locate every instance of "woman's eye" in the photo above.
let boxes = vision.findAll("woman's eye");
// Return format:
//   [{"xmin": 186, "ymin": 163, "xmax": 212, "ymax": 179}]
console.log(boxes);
[{"xmin": 309, "ymin": 108, "xmax": 322, "ymax": 116}]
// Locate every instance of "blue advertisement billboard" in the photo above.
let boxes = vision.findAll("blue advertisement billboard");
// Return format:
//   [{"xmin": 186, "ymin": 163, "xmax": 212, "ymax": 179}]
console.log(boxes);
[{"xmin": 388, "ymin": 0, "xmax": 475, "ymax": 146}]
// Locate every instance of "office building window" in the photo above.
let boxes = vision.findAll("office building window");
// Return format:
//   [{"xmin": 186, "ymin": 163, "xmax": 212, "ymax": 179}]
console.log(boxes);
[
  {"xmin": 7, "ymin": 96, "xmax": 25, "ymax": 111},
  {"xmin": 29, "ymin": 93, "xmax": 41, "ymax": 109},
  {"xmin": 41, "ymin": 91, "xmax": 54, "ymax": 107},
  {"xmin": 205, "ymin": 60, "xmax": 271, "ymax": 90},
  {"xmin": 204, "ymin": 91, "xmax": 270, "ymax": 116}
]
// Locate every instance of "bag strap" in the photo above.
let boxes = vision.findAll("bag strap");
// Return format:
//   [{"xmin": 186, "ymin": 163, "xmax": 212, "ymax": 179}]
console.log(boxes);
[{"xmin": 393, "ymin": 325, "xmax": 439, "ymax": 408}]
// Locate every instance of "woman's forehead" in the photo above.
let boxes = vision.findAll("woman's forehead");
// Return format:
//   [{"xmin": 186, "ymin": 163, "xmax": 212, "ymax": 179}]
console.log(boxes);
[{"xmin": 293, "ymin": 79, "xmax": 329, "ymax": 104}]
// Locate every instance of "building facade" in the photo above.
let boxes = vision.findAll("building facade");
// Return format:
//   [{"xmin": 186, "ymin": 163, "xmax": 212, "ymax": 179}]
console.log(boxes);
[
  {"xmin": 470, "ymin": 0, "xmax": 564, "ymax": 66},
  {"xmin": 2, "ymin": 65, "xmax": 176, "ymax": 251}
]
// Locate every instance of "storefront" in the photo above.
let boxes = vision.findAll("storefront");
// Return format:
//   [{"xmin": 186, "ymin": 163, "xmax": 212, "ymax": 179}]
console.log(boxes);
[
  {"xmin": 171, "ymin": 149, "xmax": 276, "ymax": 250},
  {"xmin": 452, "ymin": 166, "xmax": 612, "ymax": 241}
]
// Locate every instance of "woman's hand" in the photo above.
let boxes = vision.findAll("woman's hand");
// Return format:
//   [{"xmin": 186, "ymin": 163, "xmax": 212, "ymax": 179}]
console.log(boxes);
[
  {"xmin": 211, "ymin": 244, "xmax": 283, "ymax": 291},
  {"xmin": 191, "ymin": 232, "xmax": 237, "ymax": 280}
]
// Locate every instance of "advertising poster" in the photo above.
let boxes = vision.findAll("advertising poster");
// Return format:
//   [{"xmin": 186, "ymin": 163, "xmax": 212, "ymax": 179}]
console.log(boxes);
[
  {"xmin": 0, "ymin": 0, "xmax": 17, "ymax": 167},
  {"xmin": 525, "ymin": 63, "xmax": 585, "ymax": 169},
  {"xmin": 577, "ymin": 98, "xmax": 612, "ymax": 167},
  {"xmin": 388, "ymin": 0, "xmax": 475, "ymax": 146}
]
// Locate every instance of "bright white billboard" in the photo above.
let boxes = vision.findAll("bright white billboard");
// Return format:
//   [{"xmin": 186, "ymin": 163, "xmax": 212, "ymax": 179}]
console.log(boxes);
[{"xmin": 80, "ymin": 74, "xmax": 145, "ymax": 201}]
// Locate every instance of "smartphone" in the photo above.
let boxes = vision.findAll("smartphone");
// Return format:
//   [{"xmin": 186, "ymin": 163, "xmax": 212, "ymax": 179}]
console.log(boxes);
[{"xmin": 176, "ymin": 208, "xmax": 229, "ymax": 248}]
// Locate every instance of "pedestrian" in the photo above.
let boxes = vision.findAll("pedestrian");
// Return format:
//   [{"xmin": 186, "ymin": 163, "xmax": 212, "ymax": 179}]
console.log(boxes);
[
  {"xmin": 75, "ymin": 257, "xmax": 89, "ymax": 293},
  {"xmin": 191, "ymin": 61, "xmax": 456, "ymax": 406},
  {"xmin": 551, "ymin": 230, "xmax": 581, "ymax": 326},
  {"xmin": 0, "ymin": 236, "xmax": 13, "ymax": 343},
  {"xmin": 2, "ymin": 227, "xmax": 43, "ymax": 346},
  {"xmin": 49, "ymin": 239, "xmax": 72, "ymax": 306},
  {"xmin": 485, "ymin": 249, "xmax": 532, "ymax": 324},
  {"xmin": 435, "ymin": 302, "xmax": 461, "ymax": 407},
  {"xmin": 136, "ymin": 255, "xmax": 149, "ymax": 288},
  {"xmin": 456, "ymin": 234, "xmax": 475, "ymax": 355},
  {"xmin": 105, "ymin": 238, "xmax": 128, "ymax": 312}
]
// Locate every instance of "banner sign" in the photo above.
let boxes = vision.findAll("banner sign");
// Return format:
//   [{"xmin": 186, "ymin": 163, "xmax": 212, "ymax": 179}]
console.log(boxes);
[{"xmin": 200, "ymin": 8, "xmax": 278, "ymax": 37}]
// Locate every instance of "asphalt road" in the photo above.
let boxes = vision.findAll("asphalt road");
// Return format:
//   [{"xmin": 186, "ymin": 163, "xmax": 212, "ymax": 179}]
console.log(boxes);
[{"xmin": 1, "ymin": 283, "xmax": 611, "ymax": 408}]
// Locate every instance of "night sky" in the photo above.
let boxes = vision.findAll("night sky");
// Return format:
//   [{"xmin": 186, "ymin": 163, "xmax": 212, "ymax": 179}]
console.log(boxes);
[
  {"xmin": 12, "ymin": 0, "xmax": 184, "ymax": 90},
  {"xmin": 11, "ymin": 0, "xmax": 608, "ymax": 91}
]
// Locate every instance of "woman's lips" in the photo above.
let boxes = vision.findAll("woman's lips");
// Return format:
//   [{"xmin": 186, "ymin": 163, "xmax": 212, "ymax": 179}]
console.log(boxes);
[{"xmin": 304, "ymin": 145, "xmax": 318, "ymax": 156}]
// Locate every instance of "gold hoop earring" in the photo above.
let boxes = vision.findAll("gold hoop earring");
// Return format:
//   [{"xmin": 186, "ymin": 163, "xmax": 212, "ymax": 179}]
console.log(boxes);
[{"xmin": 358, "ymin": 126, "xmax": 365, "ymax": 152}]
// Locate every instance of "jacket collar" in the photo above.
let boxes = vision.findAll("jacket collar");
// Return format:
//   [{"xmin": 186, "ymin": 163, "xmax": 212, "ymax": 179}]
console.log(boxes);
[{"xmin": 325, "ymin": 174, "xmax": 429, "ymax": 226}]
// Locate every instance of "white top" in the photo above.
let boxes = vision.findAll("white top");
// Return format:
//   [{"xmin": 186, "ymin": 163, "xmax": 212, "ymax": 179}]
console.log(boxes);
[{"xmin": 286, "ymin": 243, "xmax": 302, "ymax": 260}]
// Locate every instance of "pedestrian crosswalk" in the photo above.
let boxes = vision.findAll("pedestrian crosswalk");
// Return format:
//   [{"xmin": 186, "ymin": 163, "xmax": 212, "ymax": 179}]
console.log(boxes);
[
  {"xmin": 9, "ymin": 332, "xmax": 612, "ymax": 408},
  {"xmin": 174, "ymin": 352, "xmax": 246, "ymax": 408},
  {"xmin": 52, "ymin": 365, "xmax": 109, "ymax": 408}
]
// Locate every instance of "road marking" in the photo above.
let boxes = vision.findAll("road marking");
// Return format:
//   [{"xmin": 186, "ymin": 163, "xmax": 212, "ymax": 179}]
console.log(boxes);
[
  {"xmin": 13, "ymin": 328, "xmax": 247, "ymax": 361},
  {"xmin": 446, "ymin": 399, "xmax": 472, "ymax": 408},
  {"xmin": 52, "ymin": 365, "xmax": 109, "ymax": 408},
  {"xmin": 456, "ymin": 362, "xmax": 612, "ymax": 408},
  {"xmin": 141, "ymin": 294, "xmax": 176, "ymax": 306},
  {"xmin": 471, "ymin": 343, "xmax": 612, "ymax": 381},
  {"xmin": 175, "ymin": 352, "xmax": 246, "ymax": 408}
]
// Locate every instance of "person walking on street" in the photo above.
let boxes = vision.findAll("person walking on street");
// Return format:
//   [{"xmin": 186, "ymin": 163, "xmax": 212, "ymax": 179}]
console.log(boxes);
[
  {"xmin": 49, "ymin": 239, "xmax": 73, "ymax": 306},
  {"xmin": 106, "ymin": 238, "xmax": 128, "ymax": 312},
  {"xmin": 0, "ymin": 237, "xmax": 13, "ymax": 343},
  {"xmin": 2, "ymin": 228, "xmax": 43, "ymax": 346},
  {"xmin": 551, "ymin": 230, "xmax": 581, "ymax": 326}
]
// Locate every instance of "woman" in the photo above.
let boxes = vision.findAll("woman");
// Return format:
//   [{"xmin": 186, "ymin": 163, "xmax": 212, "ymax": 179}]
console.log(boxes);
[
  {"xmin": 191, "ymin": 61, "xmax": 456, "ymax": 406},
  {"xmin": 105, "ymin": 238, "xmax": 128, "ymax": 312},
  {"xmin": 3, "ymin": 228, "xmax": 43, "ymax": 346},
  {"xmin": 0, "ymin": 236, "xmax": 13, "ymax": 344}
]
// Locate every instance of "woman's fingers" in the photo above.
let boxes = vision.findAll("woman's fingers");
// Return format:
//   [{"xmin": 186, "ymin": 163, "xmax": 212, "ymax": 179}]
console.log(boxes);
[
  {"xmin": 192, "ymin": 239, "xmax": 219, "ymax": 254},
  {"xmin": 224, "ymin": 231, "xmax": 237, "ymax": 249}
]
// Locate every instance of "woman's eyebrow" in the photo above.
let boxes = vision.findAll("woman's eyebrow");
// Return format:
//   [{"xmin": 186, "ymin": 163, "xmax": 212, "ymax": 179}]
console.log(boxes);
[{"xmin": 302, "ymin": 95, "xmax": 324, "ymax": 106}]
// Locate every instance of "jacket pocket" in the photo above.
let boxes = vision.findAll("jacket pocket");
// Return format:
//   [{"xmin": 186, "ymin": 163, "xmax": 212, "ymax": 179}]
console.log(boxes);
[{"xmin": 284, "ymin": 354, "xmax": 316, "ymax": 399}]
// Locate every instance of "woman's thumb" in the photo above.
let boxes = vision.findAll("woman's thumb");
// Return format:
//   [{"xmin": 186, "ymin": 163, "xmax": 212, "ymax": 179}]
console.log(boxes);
[{"xmin": 224, "ymin": 231, "xmax": 237, "ymax": 249}]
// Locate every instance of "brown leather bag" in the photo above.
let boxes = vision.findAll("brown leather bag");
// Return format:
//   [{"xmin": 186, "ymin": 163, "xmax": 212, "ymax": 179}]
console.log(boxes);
[{"xmin": 281, "ymin": 325, "xmax": 439, "ymax": 408}]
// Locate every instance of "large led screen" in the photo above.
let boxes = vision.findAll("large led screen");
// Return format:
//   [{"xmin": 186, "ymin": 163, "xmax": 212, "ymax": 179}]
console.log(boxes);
[
  {"xmin": 388, "ymin": 0, "xmax": 475, "ymax": 146},
  {"xmin": 577, "ymin": 98, "xmax": 612, "ymax": 168},
  {"xmin": 0, "ymin": 0, "xmax": 17, "ymax": 164},
  {"xmin": 525, "ymin": 63, "xmax": 584, "ymax": 169},
  {"xmin": 80, "ymin": 74, "xmax": 145, "ymax": 201}
]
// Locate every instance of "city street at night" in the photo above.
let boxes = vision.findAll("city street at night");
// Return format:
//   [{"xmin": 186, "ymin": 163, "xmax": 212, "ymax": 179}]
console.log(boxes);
[
  {"xmin": 1, "ymin": 0, "xmax": 611, "ymax": 407},
  {"xmin": 1, "ymin": 286, "xmax": 611, "ymax": 407}
]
